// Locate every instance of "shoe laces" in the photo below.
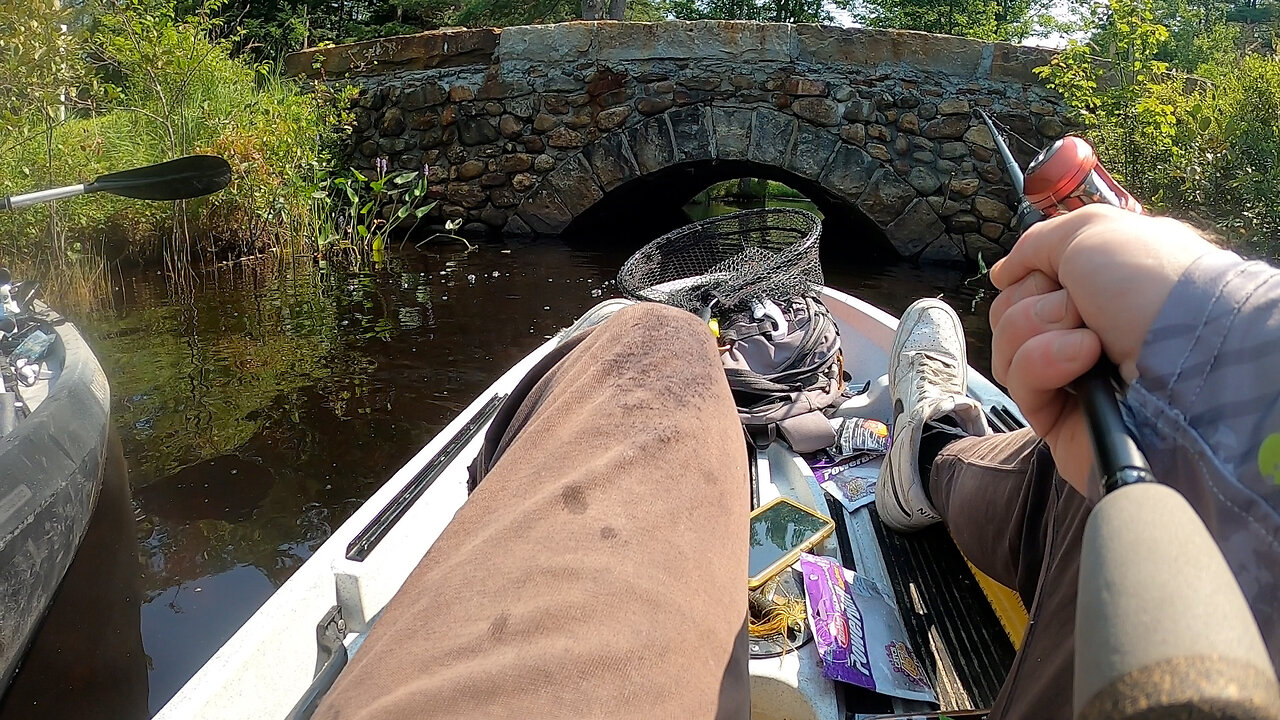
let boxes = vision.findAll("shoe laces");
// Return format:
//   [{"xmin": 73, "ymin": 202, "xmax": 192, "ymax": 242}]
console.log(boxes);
[{"xmin": 906, "ymin": 349, "xmax": 962, "ymax": 400}]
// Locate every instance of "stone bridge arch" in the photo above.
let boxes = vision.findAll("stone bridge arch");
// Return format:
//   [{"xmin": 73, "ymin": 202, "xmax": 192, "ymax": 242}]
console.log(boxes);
[
  {"xmin": 517, "ymin": 104, "xmax": 945, "ymax": 257},
  {"xmin": 288, "ymin": 21, "xmax": 1075, "ymax": 263}
]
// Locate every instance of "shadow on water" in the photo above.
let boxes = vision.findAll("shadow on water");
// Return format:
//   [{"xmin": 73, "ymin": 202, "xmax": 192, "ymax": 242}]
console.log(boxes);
[
  {"xmin": 2, "ymin": 198, "xmax": 996, "ymax": 715},
  {"xmin": 84, "ymin": 242, "xmax": 625, "ymax": 713},
  {"xmin": 136, "ymin": 455, "xmax": 276, "ymax": 523}
]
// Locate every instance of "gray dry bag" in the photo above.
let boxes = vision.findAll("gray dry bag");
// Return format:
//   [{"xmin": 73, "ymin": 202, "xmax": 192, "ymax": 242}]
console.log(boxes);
[{"xmin": 717, "ymin": 295, "xmax": 844, "ymax": 453}]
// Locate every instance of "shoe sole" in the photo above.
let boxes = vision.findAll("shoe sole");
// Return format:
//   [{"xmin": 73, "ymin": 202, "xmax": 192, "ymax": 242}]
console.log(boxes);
[
  {"xmin": 879, "ymin": 444, "xmax": 915, "ymax": 529},
  {"xmin": 878, "ymin": 425, "xmax": 944, "ymax": 532}
]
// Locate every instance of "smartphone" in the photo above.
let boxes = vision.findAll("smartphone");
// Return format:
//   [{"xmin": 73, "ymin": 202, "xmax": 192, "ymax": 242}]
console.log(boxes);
[{"xmin": 748, "ymin": 497, "xmax": 835, "ymax": 589}]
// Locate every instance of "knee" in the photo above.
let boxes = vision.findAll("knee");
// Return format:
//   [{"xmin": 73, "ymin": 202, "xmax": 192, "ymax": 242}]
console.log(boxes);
[
  {"xmin": 615, "ymin": 301, "xmax": 698, "ymax": 326},
  {"xmin": 583, "ymin": 302, "xmax": 724, "ymax": 380},
  {"xmin": 612, "ymin": 302, "xmax": 710, "ymax": 343}
]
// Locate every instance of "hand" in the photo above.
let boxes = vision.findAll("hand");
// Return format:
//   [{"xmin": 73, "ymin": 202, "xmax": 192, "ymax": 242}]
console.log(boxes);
[{"xmin": 987, "ymin": 204, "xmax": 1220, "ymax": 492}]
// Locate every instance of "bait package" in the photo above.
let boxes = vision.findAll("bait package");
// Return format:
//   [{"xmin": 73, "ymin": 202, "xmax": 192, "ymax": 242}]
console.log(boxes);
[
  {"xmin": 831, "ymin": 416, "xmax": 890, "ymax": 457},
  {"xmin": 799, "ymin": 553, "xmax": 936, "ymax": 703},
  {"xmin": 815, "ymin": 458, "xmax": 880, "ymax": 514}
]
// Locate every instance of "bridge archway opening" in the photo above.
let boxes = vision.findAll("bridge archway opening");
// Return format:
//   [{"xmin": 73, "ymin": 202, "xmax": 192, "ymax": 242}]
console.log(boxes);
[
  {"xmin": 560, "ymin": 160, "xmax": 896, "ymax": 266},
  {"xmin": 684, "ymin": 177, "xmax": 820, "ymax": 221}
]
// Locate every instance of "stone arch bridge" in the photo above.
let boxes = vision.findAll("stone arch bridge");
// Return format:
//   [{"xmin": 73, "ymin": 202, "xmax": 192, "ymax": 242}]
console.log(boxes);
[{"xmin": 286, "ymin": 22, "xmax": 1073, "ymax": 262}]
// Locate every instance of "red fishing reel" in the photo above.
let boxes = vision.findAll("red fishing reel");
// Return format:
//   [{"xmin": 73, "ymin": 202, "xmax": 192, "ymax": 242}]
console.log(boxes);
[{"xmin": 1023, "ymin": 136, "xmax": 1143, "ymax": 217}]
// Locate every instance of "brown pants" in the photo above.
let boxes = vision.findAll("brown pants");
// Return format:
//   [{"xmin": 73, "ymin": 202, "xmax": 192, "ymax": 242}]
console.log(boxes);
[
  {"xmin": 316, "ymin": 303, "xmax": 1084, "ymax": 719},
  {"xmin": 932, "ymin": 429, "xmax": 1092, "ymax": 719},
  {"xmin": 316, "ymin": 303, "xmax": 751, "ymax": 720}
]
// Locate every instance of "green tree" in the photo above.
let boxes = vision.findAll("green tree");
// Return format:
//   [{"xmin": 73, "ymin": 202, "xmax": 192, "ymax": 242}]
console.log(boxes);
[
  {"xmin": 843, "ymin": 0, "xmax": 1052, "ymax": 41},
  {"xmin": 0, "ymin": 0, "xmax": 88, "ymax": 138},
  {"xmin": 0, "ymin": 0, "xmax": 97, "ymax": 276},
  {"xmin": 666, "ymin": 0, "xmax": 830, "ymax": 23},
  {"xmin": 1036, "ymin": 0, "xmax": 1280, "ymax": 254},
  {"xmin": 1036, "ymin": 0, "xmax": 1177, "ymax": 189},
  {"xmin": 453, "ymin": 0, "xmax": 665, "ymax": 25}
]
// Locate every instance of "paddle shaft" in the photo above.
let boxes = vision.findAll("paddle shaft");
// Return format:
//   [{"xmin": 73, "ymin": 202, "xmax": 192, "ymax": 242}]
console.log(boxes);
[{"xmin": 2, "ymin": 185, "xmax": 87, "ymax": 212}]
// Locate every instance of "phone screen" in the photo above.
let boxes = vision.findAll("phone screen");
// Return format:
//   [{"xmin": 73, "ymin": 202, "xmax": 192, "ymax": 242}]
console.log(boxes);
[{"xmin": 749, "ymin": 500, "xmax": 832, "ymax": 583}]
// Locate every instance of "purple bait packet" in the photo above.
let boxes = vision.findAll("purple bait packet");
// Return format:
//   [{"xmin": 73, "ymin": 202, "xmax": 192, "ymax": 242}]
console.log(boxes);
[
  {"xmin": 799, "ymin": 553, "xmax": 936, "ymax": 703},
  {"xmin": 813, "ymin": 454, "xmax": 880, "ymax": 514}
]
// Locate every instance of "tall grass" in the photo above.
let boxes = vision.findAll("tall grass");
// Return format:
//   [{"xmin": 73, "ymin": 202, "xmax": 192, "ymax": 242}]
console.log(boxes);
[{"xmin": 0, "ymin": 0, "xmax": 346, "ymax": 306}]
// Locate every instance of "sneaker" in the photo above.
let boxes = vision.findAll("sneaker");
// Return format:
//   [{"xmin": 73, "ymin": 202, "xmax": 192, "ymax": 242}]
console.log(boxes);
[
  {"xmin": 876, "ymin": 299, "xmax": 989, "ymax": 532},
  {"xmin": 558, "ymin": 298, "xmax": 633, "ymax": 344}
]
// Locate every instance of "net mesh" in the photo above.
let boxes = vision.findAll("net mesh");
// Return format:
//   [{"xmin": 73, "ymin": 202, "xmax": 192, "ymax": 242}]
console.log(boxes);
[{"xmin": 615, "ymin": 208, "xmax": 823, "ymax": 314}]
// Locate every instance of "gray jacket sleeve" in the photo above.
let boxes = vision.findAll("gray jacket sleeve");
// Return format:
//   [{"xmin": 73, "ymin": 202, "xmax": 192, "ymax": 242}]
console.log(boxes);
[{"xmin": 1124, "ymin": 249, "xmax": 1280, "ymax": 664}]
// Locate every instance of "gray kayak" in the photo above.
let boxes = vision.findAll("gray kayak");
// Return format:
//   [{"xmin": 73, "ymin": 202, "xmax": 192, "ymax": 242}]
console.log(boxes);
[{"xmin": 0, "ymin": 309, "xmax": 111, "ymax": 692}]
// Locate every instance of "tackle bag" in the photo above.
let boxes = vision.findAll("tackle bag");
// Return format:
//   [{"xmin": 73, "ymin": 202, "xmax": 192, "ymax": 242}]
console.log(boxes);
[{"xmin": 717, "ymin": 294, "xmax": 843, "ymax": 453}]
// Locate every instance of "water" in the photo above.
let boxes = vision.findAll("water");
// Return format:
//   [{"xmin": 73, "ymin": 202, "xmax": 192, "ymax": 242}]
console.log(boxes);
[{"xmin": 0, "ymin": 206, "xmax": 996, "ymax": 717}]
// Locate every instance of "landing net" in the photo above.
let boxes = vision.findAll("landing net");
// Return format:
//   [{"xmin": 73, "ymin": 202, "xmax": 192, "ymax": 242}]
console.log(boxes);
[{"xmin": 615, "ymin": 208, "xmax": 823, "ymax": 314}]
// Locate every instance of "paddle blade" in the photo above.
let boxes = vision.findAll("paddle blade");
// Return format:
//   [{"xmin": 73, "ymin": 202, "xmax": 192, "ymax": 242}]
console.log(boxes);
[{"xmin": 86, "ymin": 155, "xmax": 231, "ymax": 201}]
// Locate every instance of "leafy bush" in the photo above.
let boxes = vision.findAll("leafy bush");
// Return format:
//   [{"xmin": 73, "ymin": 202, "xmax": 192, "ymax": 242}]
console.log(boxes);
[
  {"xmin": 1037, "ymin": 0, "xmax": 1280, "ymax": 257},
  {"xmin": 0, "ymin": 0, "xmax": 347, "ymax": 285},
  {"xmin": 317, "ymin": 163, "xmax": 465, "ymax": 258}
]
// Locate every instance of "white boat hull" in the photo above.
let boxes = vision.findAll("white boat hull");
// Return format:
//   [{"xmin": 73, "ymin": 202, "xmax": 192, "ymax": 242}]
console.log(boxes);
[{"xmin": 156, "ymin": 288, "xmax": 1021, "ymax": 720}]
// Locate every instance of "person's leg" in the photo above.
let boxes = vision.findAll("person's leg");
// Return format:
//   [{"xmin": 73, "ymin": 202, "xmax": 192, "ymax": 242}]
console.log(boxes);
[
  {"xmin": 875, "ymin": 298, "xmax": 1092, "ymax": 719},
  {"xmin": 929, "ymin": 429, "xmax": 1056, "ymax": 600},
  {"xmin": 929, "ymin": 430, "xmax": 1092, "ymax": 719},
  {"xmin": 315, "ymin": 302, "xmax": 750, "ymax": 720}
]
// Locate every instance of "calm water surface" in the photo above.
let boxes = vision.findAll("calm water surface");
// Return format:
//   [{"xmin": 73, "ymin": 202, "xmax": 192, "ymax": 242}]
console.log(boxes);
[{"xmin": 0, "ymin": 215, "xmax": 997, "ymax": 717}]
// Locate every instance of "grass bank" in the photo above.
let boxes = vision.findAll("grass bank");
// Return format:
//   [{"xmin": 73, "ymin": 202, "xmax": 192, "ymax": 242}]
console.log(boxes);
[{"xmin": 0, "ymin": 0, "xmax": 347, "ymax": 307}]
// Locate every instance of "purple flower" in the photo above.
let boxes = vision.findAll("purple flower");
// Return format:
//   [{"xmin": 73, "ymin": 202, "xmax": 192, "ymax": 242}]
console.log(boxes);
[
  {"xmin": 422, "ymin": 163, "xmax": 430, "ymax": 177},
  {"xmin": 375, "ymin": 156, "xmax": 388, "ymax": 177}
]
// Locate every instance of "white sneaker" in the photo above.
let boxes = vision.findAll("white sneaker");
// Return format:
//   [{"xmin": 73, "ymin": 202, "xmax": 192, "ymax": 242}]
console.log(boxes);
[
  {"xmin": 558, "ymin": 298, "xmax": 633, "ymax": 344},
  {"xmin": 876, "ymin": 299, "xmax": 989, "ymax": 532}
]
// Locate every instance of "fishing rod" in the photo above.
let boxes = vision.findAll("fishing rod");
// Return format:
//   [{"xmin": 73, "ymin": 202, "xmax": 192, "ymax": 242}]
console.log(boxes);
[
  {"xmin": 980, "ymin": 110, "xmax": 1280, "ymax": 719},
  {"xmin": 979, "ymin": 112, "xmax": 1153, "ymax": 494},
  {"xmin": 1, "ymin": 155, "xmax": 231, "ymax": 211}
]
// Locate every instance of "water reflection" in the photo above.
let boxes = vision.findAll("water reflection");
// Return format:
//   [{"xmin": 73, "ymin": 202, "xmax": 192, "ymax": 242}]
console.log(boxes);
[
  {"xmin": 136, "ymin": 455, "xmax": 276, "ymax": 523},
  {"xmin": 87, "ymin": 242, "xmax": 623, "ymax": 712},
  {"xmin": 5, "ymin": 214, "xmax": 997, "ymax": 715}
]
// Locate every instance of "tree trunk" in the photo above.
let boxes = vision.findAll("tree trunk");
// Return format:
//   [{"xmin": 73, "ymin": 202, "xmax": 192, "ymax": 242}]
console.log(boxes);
[
  {"xmin": 608, "ymin": 0, "xmax": 626, "ymax": 19},
  {"xmin": 581, "ymin": 0, "xmax": 603, "ymax": 19}
]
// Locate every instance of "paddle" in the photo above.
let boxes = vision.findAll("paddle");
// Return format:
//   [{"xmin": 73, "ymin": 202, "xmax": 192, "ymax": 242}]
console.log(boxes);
[
  {"xmin": 1, "ymin": 155, "xmax": 231, "ymax": 211},
  {"xmin": 981, "ymin": 110, "xmax": 1280, "ymax": 719}
]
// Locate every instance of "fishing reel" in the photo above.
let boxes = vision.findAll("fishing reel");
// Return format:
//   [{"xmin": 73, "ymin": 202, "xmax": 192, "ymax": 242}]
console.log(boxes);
[{"xmin": 1024, "ymin": 136, "xmax": 1142, "ymax": 217}]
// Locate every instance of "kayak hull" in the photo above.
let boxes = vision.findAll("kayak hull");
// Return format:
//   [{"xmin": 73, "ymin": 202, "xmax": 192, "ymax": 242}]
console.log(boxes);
[
  {"xmin": 0, "ymin": 312, "xmax": 111, "ymax": 691},
  {"xmin": 156, "ymin": 289, "xmax": 1023, "ymax": 719}
]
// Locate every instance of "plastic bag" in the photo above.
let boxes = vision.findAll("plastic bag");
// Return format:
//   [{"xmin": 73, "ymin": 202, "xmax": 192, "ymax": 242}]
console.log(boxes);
[
  {"xmin": 831, "ymin": 416, "xmax": 890, "ymax": 457},
  {"xmin": 814, "ymin": 453, "xmax": 879, "ymax": 513},
  {"xmin": 799, "ymin": 553, "xmax": 936, "ymax": 703}
]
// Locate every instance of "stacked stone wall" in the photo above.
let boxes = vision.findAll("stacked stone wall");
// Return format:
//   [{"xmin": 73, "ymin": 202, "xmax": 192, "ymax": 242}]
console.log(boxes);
[{"xmin": 286, "ymin": 22, "xmax": 1075, "ymax": 262}]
